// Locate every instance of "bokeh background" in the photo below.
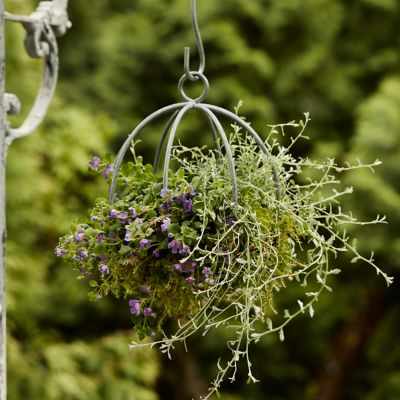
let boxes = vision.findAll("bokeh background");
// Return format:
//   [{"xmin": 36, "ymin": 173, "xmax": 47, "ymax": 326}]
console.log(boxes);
[{"xmin": 4, "ymin": 0, "xmax": 400, "ymax": 399}]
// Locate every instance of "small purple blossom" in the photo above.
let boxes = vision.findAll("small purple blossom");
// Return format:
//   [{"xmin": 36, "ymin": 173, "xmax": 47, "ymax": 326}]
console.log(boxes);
[
  {"xmin": 150, "ymin": 332, "xmax": 156, "ymax": 339},
  {"xmin": 189, "ymin": 186, "xmax": 197, "ymax": 196},
  {"xmin": 185, "ymin": 277, "xmax": 196, "ymax": 285},
  {"xmin": 99, "ymin": 254, "xmax": 108, "ymax": 262},
  {"xmin": 174, "ymin": 263, "xmax": 182, "ymax": 273},
  {"xmin": 225, "ymin": 217, "xmax": 236, "ymax": 227},
  {"xmin": 89, "ymin": 156, "xmax": 101, "ymax": 170},
  {"xmin": 175, "ymin": 194, "xmax": 186, "ymax": 203},
  {"xmin": 102, "ymin": 164, "xmax": 115, "ymax": 180},
  {"xmin": 109, "ymin": 209, "xmax": 118, "ymax": 218},
  {"xmin": 183, "ymin": 198, "xmax": 193, "ymax": 212},
  {"xmin": 168, "ymin": 232, "xmax": 174, "ymax": 238},
  {"xmin": 182, "ymin": 260, "xmax": 197, "ymax": 273},
  {"xmin": 99, "ymin": 264, "xmax": 110, "ymax": 275},
  {"xmin": 80, "ymin": 250, "xmax": 88, "ymax": 259},
  {"xmin": 160, "ymin": 188, "xmax": 172, "ymax": 198},
  {"xmin": 55, "ymin": 248, "xmax": 66, "ymax": 257},
  {"xmin": 128, "ymin": 207, "xmax": 136, "ymax": 218},
  {"xmin": 205, "ymin": 278, "xmax": 215, "ymax": 286},
  {"xmin": 124, "ymin": 230, "xmax": 133, "ymax": 242},
  {"xmin": 129, "ymin": 299, "xmax": 140, "ymax": 316},
  {"xmin": 161, "ymin": 217, "xmax": 171, "ymax": 232},
  {"xmin": 139, "ymin": 238, "xmax": 151, "ymax": 249},
  {"xmin": 97, "ymin": 233, "xmax": 105, "ymax": 243},
  {"xmin": 143, "ymin": 307, "xmax": 155, "ymax": 318},
  {"xmin": 160, "ymin": 198, "xmax": 172, "ymax": 211},
  {"xmin": 168, "ymin": 239, "xmax": 182, "ymax": 254},
  {"xmin": 152, "ymin": 249, "xmax": 160, "ymax": 258},
  {"xmin": 91, "ymin": 215, "xmax": 100, "ymax": 222},
  {"xmin": 116, "ymin": 211, "xmax": 128, "ymax": 222},
  {"xmin": 75, "ymin": 230, "xmax": 85, "ymax": 243},
  {"xmin": 202, "ymin": 267, "xmax": 213, "ymax": 277},
  {"xmin": 179, "ymin": 244, "xmax": 190, "ymax": 255}
]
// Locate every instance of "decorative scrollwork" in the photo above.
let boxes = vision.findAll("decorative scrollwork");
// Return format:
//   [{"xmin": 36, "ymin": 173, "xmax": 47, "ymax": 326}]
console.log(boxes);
[{"xmin": 4, "ymin": 0, "xmax": 71, "ymax": 145}]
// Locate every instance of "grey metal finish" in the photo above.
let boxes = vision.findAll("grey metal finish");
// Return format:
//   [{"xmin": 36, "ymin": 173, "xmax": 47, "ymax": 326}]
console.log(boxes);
[
  {"xmin": 0, "ymin": 5, "xmax": 6, "ymax": 400},
  {"xmin": 0, "ymin": 2, "xmax": 70, "ymax": 399},
  {"xmin": 5, "ymin": 1, "xmax": 71, "ymax": 144},
  {"xmin": 109, "ymin": 0, "xmax": 280, "ymax": 205}
]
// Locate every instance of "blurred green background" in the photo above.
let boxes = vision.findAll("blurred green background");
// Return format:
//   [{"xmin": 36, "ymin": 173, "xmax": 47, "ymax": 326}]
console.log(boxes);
[{"xmin": 4, "ymin": 0, "xmax": 400, "ymax": 399}]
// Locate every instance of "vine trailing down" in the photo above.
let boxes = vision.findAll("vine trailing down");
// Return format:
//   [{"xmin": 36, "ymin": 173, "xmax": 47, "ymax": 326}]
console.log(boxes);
[{"xmin": 57, "ymin": 113, "xmax": 392, "ymax": 399}]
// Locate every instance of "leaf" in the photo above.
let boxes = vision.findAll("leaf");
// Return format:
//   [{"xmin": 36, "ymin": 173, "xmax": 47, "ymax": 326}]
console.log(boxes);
[
  {"xmin": 119, "ymin": 245, "xmax": 131, "ymax": 255},
  {"xmin": 279, "ymin": 329, "xmax": 285, "ymax": 342},
  {"xmin": 236, "ymin": 258, "xmax": 247, "ymax": 265}
]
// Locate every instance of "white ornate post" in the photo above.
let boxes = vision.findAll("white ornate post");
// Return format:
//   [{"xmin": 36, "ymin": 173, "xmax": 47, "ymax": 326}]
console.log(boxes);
[{"xmin": 0, "ymin": 2, "xmax": 70, "ymax": 399}]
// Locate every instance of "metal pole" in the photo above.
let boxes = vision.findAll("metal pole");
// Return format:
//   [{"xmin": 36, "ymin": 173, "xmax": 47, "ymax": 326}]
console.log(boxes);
[
  {"xmin": 0, "ymin": 1, "xmax": 6, "ymax": 398},
  {"xmin": 0, "ymin": 2, "xmax": 70, "ymax": 398}
]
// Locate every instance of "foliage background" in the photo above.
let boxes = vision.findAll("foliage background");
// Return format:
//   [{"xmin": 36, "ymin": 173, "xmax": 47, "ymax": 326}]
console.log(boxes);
[{"xmin": 5, "ymin": 0, "xmax": 400, "ymax": 399}]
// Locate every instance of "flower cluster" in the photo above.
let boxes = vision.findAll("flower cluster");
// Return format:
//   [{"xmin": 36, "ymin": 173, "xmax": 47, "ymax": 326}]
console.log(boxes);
[{"xmin": 57, "ymin": 156, "xmax": 225, "ymax": 339}]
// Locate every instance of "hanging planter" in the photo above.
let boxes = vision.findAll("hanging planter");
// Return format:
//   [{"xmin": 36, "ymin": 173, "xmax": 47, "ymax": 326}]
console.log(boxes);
[{"xmin": 57, "ymin": 1, "xmax": 392, "ymax": 398}]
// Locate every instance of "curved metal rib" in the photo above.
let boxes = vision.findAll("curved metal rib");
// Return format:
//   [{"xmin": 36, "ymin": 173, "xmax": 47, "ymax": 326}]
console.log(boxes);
[
  {"xmin": 5, "ymin": 1, "xmax": 71, "ymax": 145},
  {"xmin": 162, "ymin": 103, "xmax": 195, "ymax": 190},
  {"xmin": 108, "ymin": 102, "xmax": 187, "ymax": 203},
  {"xmin": 6, "ymin": 25, "xmax": 58, "ymax": 144},
  {"xmin": 153, "ymin": 110, "xmax": 181, "ymax": 173},
  {"xmin": 196, "ymin": 104, "xmax": 238, "ymax": 203},
  {"xmin": 204, "ymin": 104, "xmax": 281, "ymax": 199},
  {"xmin": 154, "ymin": 110, "xmax": 221, "ymax": 173}
]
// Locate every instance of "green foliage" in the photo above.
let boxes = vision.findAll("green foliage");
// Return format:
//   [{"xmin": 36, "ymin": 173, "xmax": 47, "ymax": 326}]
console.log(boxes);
[{"xmin": 8, "ymin": 332, "xmax": 158, "ymax": 400}]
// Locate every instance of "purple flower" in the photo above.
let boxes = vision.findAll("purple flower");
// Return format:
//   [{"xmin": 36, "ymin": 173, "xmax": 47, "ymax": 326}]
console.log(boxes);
[
  {"xmin": 99, "ymin": 254, "xmax": 108, "ymax": 262},
  {"xmin": 89, "ymin": 156, "xmax": 101, "ymax": 170},
  {"xmin": 168, "ymin": 232, "xmax": 174, "ymax": 238},
  {"xmin": 150, "ymin": 332, "xmax": 156, "ymax": 339},
  {"xmin": 160, "ymin": 188, "xmax": 172, "ymax": 198},
  {"xmin": 55, "ymin": 248, "xmax": 66, "ymax": 257},
  {"xmin": 128, "ymin": 207, "xmax": 136, "ymax": 218},
  {"xmin": 183, "ymin": 198, "xmax": 193, "ymax": 212},
  {"xmin": 144, "ymin": 307, "xmax": 155, "ymax": 318},
  {"xmin": 99, "ymin": 264, "xmax": 110, "ymax": 275},
  {"xmin": 179, "ymin": 244, "xmax": 190, "ymax": 255},
  {"xmin": 182, "ymin": 260, "xmax": 197, "ymax": 273},
  {"xmin": 185, "ymin": 277, "xmax": 196, "ymax": 285},
  {"xmin": 202, "ymin": 267, "xmax": 213, "ymax": 277},
  {"xmin": 175, "ymin": 194, "xmax": 186, "ymax": 203},
  {"xmin": 116, "ymin": 211, "xmax": 128, "ymax": 221},
  {"xmin": 152, "ymin": 250, "xmax": 160, "ymax": 258},
  {"xmin": 168, "ymin": 239, "xmax": 182, "ymax": 254},
  {"xmin": 174, "ymin": 263, "xmax": 182, "ymax": 273},
  {"xmin": 139, "ymin": 238, "xmax": 151, "ymax": 249},
  {"xmin": 97, "ymin": 233, "xmax": 105, "ymax": 243},
  {"xmin": 80, "ymin": 250, "xmax": 88, "ymax": 259},
  {"xmin": 129, "ymin": 299, "xmax": 140, "ymax": 316},
  {"xmin": 109, "ymin": 209, "xmax": 118, "ymax": 218},
  {"xmin": 161, "ymin": 217, "xmax": 171, "ymax": 232},
  {"xmin": 160, "ymin": 198, "xmax": 172, "ymax": 211},
  {"xmin": 75, "ymin": 230, "xmax": 85, "ymax": 243},
  {"xmin": 91, "ymin": 215, "xmax": 100, "ymax": 222},
  {"xmin": 102, "ymin": 164, "xmax": 115, "ymax": 180},
  {"xmin": 225, "ymin": 217, "xmax": 236, "ymax": 227},
  {"xmin": 205, "ymin": 278, "xmax": 215, "ymax": 286},
  {"xmin": 189, "ymin": 186, "xmax": 197, "ymax": 196}
]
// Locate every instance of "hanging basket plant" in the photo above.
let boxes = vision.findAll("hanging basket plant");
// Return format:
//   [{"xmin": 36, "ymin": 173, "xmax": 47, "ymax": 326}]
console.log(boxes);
[{"xmin": 57, "ymin": 112, "xmax": 391, "ymax": 397}]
